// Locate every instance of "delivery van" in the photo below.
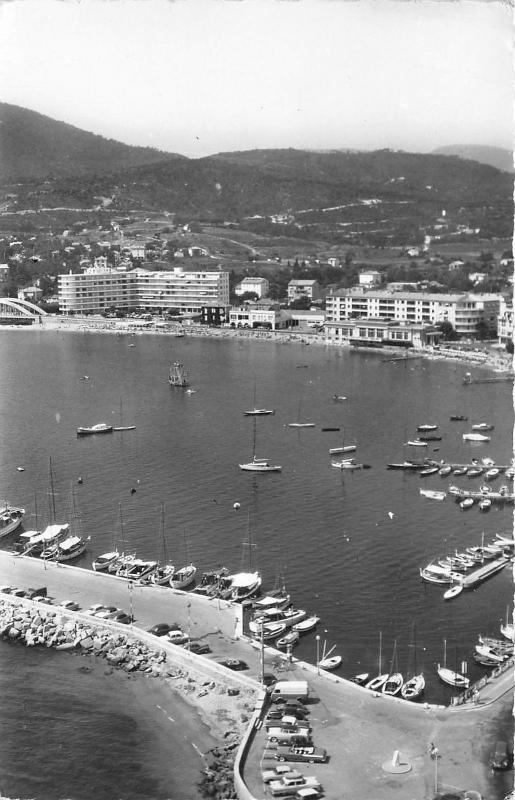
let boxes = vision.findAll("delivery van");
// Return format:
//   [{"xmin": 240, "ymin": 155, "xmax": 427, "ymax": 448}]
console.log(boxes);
[{"xmin": 269, "ymin": 680, "xmax": 310, "ymax": 704}]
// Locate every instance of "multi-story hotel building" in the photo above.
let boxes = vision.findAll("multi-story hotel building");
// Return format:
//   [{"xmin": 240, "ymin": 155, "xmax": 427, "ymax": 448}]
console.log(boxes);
[
  {"xmin": 325, "ymin": 289, "xmax": 501, "ymax": 338},
  {"xmin": 58, "ymin": 266, "xmax": 230, "ymax": 315}
]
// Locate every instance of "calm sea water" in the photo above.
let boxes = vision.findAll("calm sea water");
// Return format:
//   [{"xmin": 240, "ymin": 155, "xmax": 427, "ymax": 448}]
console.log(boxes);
[{"xmin": 0, "ymin": 330, "xmax": 513, "ymax": 797}]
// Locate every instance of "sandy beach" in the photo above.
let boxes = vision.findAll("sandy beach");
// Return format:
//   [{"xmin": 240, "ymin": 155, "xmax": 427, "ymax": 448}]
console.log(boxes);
[{"xmin": 6, "ymin": 314, "xmax": 514, "ymax": 375}]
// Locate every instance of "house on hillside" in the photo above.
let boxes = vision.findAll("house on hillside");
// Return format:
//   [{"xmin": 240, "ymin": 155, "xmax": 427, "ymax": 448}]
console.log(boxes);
[
  {"xmin": 358, "ymin": 270, "xmax": 382, "ymax": 287},
  {"xmin": 287, "ymin": 279, "xmax": 321, "ymax": 304},
  {"xmin": 235, "ymin": 277, "xmax": 270, "ymax": 298}
]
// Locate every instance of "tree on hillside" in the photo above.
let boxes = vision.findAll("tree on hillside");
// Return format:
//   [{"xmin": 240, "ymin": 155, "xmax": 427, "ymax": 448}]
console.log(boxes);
[{"xmin": 289, "ymin": 297, "xmax": 311, "ymax": 310}]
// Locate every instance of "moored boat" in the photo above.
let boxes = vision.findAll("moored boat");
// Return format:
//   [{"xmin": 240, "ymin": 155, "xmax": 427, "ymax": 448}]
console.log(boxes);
[
  {"xmin": 243, "ymin": 408, "xmax": 275, "ymax": 416},
  {"xmin": 443, "ymin": 584, "xmax": 463, "ymax": 600},
  {"xmin": 276, "ymin": 630, "xmax": 300, "ymax": 648},
  {"xmin": 365, "ymin": 673, "xmax": 388, "ymax": 691},
  {"xmin": 419, "ymin": 489, "xmax": 446, "ymax": 501},
  {"xmin": 230, "ymin": 571, "xmax": 261, "ymax": 601},
  {"xmin": 382, "ymin": 672, "xmax": 403, "ymax": 696},
  {"xmin": 170, "ymin": 563, "xmax": 197, "ymax": 591},
  {"xmin": 92, "ymin": 551, "xmax": 119, "ymax": 571},
  {"xmin": 76, "ymin": 423, "xmax": 113, "ymax": 436},
  {"xmin": 319, "ymin": 654, "xmax": 342, "ymax": 671},
  {"xmin": 417, "ymin": 424, "xmax": 438, "ymax": 432},
  {"xmin": 54, "ymin": 535, "xmax": 87, "ymax": 562},
  {"xmin": 460, "ymin": 497, "xmax": 474, "ymax": 509},
  {"xmin": 463, "ymin": 433, "xmax": 490, "ymax": 442},
  {"xmin": 292, "ymin": 615, "xmax": 320, "ymax": 634},
  {"xmin": 400, "ymin": 673, "xmax": 425, "ymax": 700},
  {"xmin": 0, "ymin": 503, "xmax": 25, "ymax": 539}
]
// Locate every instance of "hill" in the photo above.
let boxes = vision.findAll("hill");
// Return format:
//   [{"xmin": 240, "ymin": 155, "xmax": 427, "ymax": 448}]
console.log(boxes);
[
  {"xmin": 432, "ymin": 144, "xmax": 513, "ymax": 173},
  {"xmin": 0, "ymin": 102, "xmax": 185, "ymax": 180}
]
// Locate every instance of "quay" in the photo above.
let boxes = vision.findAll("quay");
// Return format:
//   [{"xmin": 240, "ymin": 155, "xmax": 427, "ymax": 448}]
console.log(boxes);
[
  {"xmin": 0, "ymin": 550, "xmax": 512, "ymax": 800},
  {"xmin": 458, "ymin": 557, "xmax": 509, "ymax": 589},
  {"xmin": 448, "ymin": 485, "xmax": 515, "ymax": 503}
]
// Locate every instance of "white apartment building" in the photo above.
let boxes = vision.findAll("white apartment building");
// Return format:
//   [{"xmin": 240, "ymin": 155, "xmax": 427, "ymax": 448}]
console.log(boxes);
[
  {"xmin": 497, "ymin": 298, "xmax": 514, "ymax": 345},
  {"xmin": 58, "ymin": 266, "xmax": 230, "ymax": 314},
  {"xmin": 228, "ymin": 302, "xmax": 292, "ymax": 330},
  {"xmin": 234, "ymin": 276, "xmax": 270, "ymax": 298},
  {"xmin": 325, "ymin": 289, "xmax": 501, "ymax": 337}
]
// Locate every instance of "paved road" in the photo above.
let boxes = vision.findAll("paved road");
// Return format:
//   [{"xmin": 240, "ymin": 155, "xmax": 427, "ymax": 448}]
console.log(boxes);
[{"xmin": 1, "ymin": 551, "xmax": 511, "ymax": 800}]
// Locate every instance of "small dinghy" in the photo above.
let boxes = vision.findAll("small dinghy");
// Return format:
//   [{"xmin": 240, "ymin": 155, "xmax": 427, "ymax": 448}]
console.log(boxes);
[
  {"xmin": 292, "ymin": 615, "xmax": 320, "ymax": 634},
  {"xmin": 460, "ymin": 497, "xmax": 474, "ymax": 509},
  {"xmin": 277, "ymin": 630, "xmax": 300, "ymax": 648},
  {"xmin": 319, "ymin": 654, "xmax": 342, "ymax": 671},
  {"xmin": 400, "ymin": 673, "xmax": 425, "ymax": 700},
  {"xmin": 443, "ymin": 584, "xmax": 463, "ymax": 600},
  {"xmin": 352, "ymin": 672, "xmax": 369, "ymax": 686}
]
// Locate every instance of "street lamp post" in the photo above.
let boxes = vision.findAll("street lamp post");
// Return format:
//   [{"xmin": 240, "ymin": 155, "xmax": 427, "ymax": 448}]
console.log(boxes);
[
  {"xmin": 128, "ymin": 580, "xmax": 134, "ymax": 624},
  {"xmin": 316, "ymin": 634, "xmax": 320, "ymax": 675}
]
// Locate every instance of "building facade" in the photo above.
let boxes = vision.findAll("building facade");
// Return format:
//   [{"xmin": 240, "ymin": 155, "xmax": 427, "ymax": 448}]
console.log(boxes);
[
  {"xmin": 228, "ymin": 302, "xmax": 293, "ymax": 330},
  {"xmin": 287, "ymin": 279, "xmax": 321, "ymax": 304},
  {"xmin": 325, "ymin": 318, "xmax": 441, "ymax": 349},
  {"xmin": 234, "ymin": 277, "xmax": 270, "ymax": 298},
  {"xmin": 325, "ymin": 289, "xmax": 501, "ymax": 337},
  {"xmin": 58, "ymin": 266, "xmax": 230, "ymax": 314},
  {"xmin": 497, "ymin": 299, "xmax": 514, "ymax": 345}
]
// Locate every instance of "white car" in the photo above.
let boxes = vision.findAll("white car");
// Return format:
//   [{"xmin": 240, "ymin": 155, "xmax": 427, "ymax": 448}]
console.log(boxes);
[
  {"xmin": 167, "ymin": 629, "xmax": 189, "ymax": 645},
  {"xmin": 85, "ymin": 603, "xmax": 107, "ymax": 616},
  {"xmin": 58, "ymin": 600, "xmax": 80, "ymax": 611}
]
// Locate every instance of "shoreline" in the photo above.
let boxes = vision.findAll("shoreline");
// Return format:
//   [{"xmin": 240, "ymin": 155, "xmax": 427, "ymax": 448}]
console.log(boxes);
[{"xmin": 4, "ymin": 316, "xmax": 514, "ymax": 375}]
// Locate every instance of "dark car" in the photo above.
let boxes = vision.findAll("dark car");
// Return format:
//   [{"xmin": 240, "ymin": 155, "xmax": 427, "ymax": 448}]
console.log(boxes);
[
  {"xmin": 147, "ymin": 623, "xmax": 174, "ymax": 637},
  {"xmin": 266, "ymin": 706, "xmax": 308, "ymax": 721},
  {"xmin": 219, "ymin": 658, "xmax": 248, "ymax": 671},
  {"xmin": 110, "ymin": 611, "xmax": 131, "ymax": 625},
  {"xmin": 261, "ymin": 673, "xmax": 278, "ymax": 687},
  {"xmin": 183, "ymin": 642, "xmax": 211, "ymax": 655}
]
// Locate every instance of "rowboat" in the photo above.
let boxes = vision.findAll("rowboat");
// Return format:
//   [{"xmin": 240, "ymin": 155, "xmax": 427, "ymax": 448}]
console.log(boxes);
[
  {"xmin": 277, "ymin": 630, "xmax": 300, "ymax": 648},
  {"xmin": 460, "ymin": 497, "xmax": 474, "ymax": 509},
  {"xmin": 292, "ymin": 616, "xmax": 320, "ymax": 634},
  {"xmin": 417, "ymin": 424, "xmax": 438, "ymax": 432},
  {"xmin": 443, "ymin": 585, "xmax": 463, "ymax": 600},
  {"xmin": 419, "ymin": 489, "xmax": 446, "ymax": 501},
  {"xmin": 319, "ymin": 654, "xmax": 342, "ymax": 671},
  {"xmin": 400, "ymin": 673, "xmax": 425, "ymax": 700}
]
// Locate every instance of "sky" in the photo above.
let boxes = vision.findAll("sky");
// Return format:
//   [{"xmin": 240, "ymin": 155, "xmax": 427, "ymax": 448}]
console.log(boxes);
[{"xmin": 0, "ymin": 0, "xmax": 512, "ymax": 158}]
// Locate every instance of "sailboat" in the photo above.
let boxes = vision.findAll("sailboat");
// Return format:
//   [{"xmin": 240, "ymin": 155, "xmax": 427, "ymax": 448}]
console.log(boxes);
[
  {"xmin": 239, "ymin": 418, "xmax": 282, "ymax": 472},
  {"xmin": 318, "ymin": 642, "xmax": 342, "ymax": 671},
  {"xmin": 365, "ymin": 631, "xmax": 389, "ymax": 691},
  {"xmin": 93, "ymin": 502, "xmax": 123, "ymax": 571},
  {"xmin": 382, "ymin": 640, "xmax": 403, "ymax": 696},
  {"xmin": 400, "ymin": 625, "xmax": 425, "ymax": 700},
  {"xmin": 107, "ymin": 505, "xmax": 136, "ymax": 574},
  {"xmin": 113, "ymin": 398, "xmax": 136, "ymax": 432},
  {"xmin": 500, "ymin": 607, "xmax": 514, "ymax": 642},
  {"xmin": 46, "ymin": 484, "xmax": 87, "ymax": 562},
  {"xmin": 151, "ymin": 503, "xmax": 175, "ymax": 585},
  {"xmin": 437, "ymin": 638, "xmax": 470, "ymax": 689},
  {"xmin": 243, "ymin": 382, "xmax": 274, "ymax": 416},
  {"xmin": 288, "ymin": 396, "xmax": 315, "ymax": 428},
  {"xmin": 169, "ymin": 361, "xmax": 189, "ymax": 387},
  {"xmin": 230, "ymin": 514, "xmax": 262, "ymax": 602},
  {"xmin": 170, "ymin": 530, "xmax": 196, "ymax": 590},
  {"xmin": 329, "ymin": 427, "xmax": 357, "ymax": 455}
]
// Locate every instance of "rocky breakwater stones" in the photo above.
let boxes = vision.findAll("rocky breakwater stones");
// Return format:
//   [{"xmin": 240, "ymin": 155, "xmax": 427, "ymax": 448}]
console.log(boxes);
[
  {"xmin": 0, "ymin": 598, "xmax": 170, "ymax": 677},
  {"xmin": 198, "ymin": 742, "xmax": 241, "ymax": 800}
]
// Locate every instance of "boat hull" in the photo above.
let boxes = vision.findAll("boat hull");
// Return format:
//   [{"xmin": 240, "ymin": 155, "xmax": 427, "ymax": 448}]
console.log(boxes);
[{"xmin": 0, "ymin": 506, "xmax": 25, "ymax": 539}]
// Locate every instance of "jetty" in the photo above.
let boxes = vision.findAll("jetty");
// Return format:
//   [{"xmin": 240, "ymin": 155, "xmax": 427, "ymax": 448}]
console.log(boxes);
[
  {"xmin": 448, "ymin": 485, "xmax": 515, "ymax": 503},
  {"xmin": 463, "ymin": 372, "xmax": 514, "ymax": 385},
  {"xmin": 458, "ymin": 557, "xmax": 509, "ymax": 589}
]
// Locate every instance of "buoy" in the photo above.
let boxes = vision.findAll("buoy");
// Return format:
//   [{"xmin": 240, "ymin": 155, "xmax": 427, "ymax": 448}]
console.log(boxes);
[
  {"xmin": 17, "ymin": 467, "xmax": 25, "ymax": 472},
  {"xmin": 77, "ymin": 477, "xmax": 83, "ymax": 484},
  {"xmin": 233, "ymin": 502, "xmax": 241, "ymax": 509},
  {"xmin": 388, "ymin": 511, "xmax": 394, "ymax": 519},
  {"xmin": 130, "ymin": 488, "xmax": 136, "ymax": 494}
]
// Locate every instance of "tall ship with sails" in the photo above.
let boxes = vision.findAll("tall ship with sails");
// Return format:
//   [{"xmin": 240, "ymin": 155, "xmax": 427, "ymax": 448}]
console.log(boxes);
[{"xmin": 169, "ymin": 361, "xmax": 189, "ymax": 388}]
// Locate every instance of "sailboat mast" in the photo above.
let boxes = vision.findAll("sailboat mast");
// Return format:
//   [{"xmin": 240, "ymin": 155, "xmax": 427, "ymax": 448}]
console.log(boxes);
[
  {"xmin": 48, "ymin": 457, "xmax": 56, "ymax": 522},
  {"xmin": 379, "ymin": 630, "xmax": 382, "ymax": 674}
]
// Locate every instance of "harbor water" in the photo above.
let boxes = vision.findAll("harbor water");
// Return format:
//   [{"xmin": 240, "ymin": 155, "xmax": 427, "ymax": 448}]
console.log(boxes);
[{"xmin": 0, "ymin": 329, "xmax": 513, "ymax": 796}]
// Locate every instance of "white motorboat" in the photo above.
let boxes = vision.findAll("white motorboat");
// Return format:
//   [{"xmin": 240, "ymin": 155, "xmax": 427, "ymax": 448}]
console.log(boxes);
[
  {"xmin": 170, "ymin": 563, "xmax": 197, "ymax": 591},
  {"xmin": 76, "ymin": 423, "xmax": 113, "ymax": 436},
  {"xmin": 0, "ymin": 503, "xmax": 25, "ymax": 539},
  {"xmin": 239, "ymin": 458, "xmax": 282, "ymax": 473},
  {"xmin": 478, "ymin": 498, "xmax": 492, "ymax": 511},
  {"xmin": 419, "ymin": 489, "xmax": 446, "ymax": 501},
  {"xmin": 439, "ymin": 465, "xmax": 452, "ymax": 476},
  {"xmin": 417, "ymin": 424, "xmax": 438, "ymax": 432},
  {"xmin": 485, "ymin": 468, "xmax": 500, "ymax": 480},
  {"xmin": 420, "ymin": 564, "xmax": 456, "ymax": 584},
  {"xmin": 292, "ymin": 616, "xmax": 320, "ymax": 634},
  {"xmin": 472, "ymin": 423, "xmax": 495, "ymax": 431},
  {"xmin": 252, "ymin": 594, "xmax": 291, "ymax": 611},
  {"xmin": 329, "ymin": 444, "xmax": 356, "ymax": 455},
  {"xmin": 92, "ymin": 551, "xmax": 119, "ymax": 571},
  {"xmin": 405, "ymin": 439, "xmax": 428, "ymax": 447},
  {"xmin": 463, "ymin": 433, "xmax": 491, "ymax": 442},
  {"xmin": 288, "ymin": 422, "xmax": 316, "ymax": 428},
  {"xmin": 250, "ymin": 607, "xmax": 306, "ymax": 632},
  {"xmin": 277, "ymin": 630, "xmax": 300, "ymax": 648},
  {"xmin": 460, "ymin": 497, "xmax": 474, "ymax": 509},
  {"xmin": 243, "ymin": 408, "xmax": 275, "ymax": 416},
  {"xmin": 254, "ymin": 621, "xmax": 288, "ymax": 641},
  {"xmin": 230, "ymin": 571, "xmax": 262, "ymax": 601},
  {"xmin": 420, "ymin": 466, "xmax": 439, "ymax": 476},
  {"xmin": 443, "ymin": 584, "xmax": 463, "ymax": 600},
  {"xmin": 475, "ymin": 645, "xmax": 506, "ymax": 663},
  {"xmin": 331, "ymin": 458, "xmax": 364, "ymax": 470}
]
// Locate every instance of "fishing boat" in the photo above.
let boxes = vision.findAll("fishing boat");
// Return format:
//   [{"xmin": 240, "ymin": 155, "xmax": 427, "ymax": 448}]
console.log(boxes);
[
  {"xmin": 193, "ymin": 567, "xmax": 229, "ymax": 595},
  {"xmin": 170, "ymin": 563, "xmax": 197, "ymax": 590},
  {"xmin": 417, "ymin": 424, "xmax": 438, "ymax": 432},
  {"xmin": 405, "ymin": 439, "xmax": 428, "ymax": 447},
  {"xmin": 365, "ymin": 632, "xmax": 389, "ymax": 691},
  {"xmin": 252, "ymin": 593, "xmax": 291, "ymax": 612},
  {"xmin": 0, "ymin": 503, "xmax": 25, "ymax": 539},
  {"xmin": 292, "ymin": 615, "xmax": 320, "ymax": 634},
  {"xmin": 230, "ymin": 571, "xmax": 262, "ymax": 602},
  {"xmin": 54, "ymin": 535, "xmax": 87, "ymax": 562},
  {"xmin": 466, "ymin": 467, "xmax": 483, "ymax": 477},
  {"xmin": 239, "ymin": 418, "xmax": 282, "ymax": 472},
  {"xmin": 125, "ymin": 559, "xmax": 159, "ymax": 581},
  {"xmin": 92, "ymin": 551, "xmax": 119, "ymax": 572},
  {"xmin": 252, "ymin": 621, "xmax": 288, "ymax": 641},
  {"xmin": 76, "ymin": 423, "xmax": 113, "ymax": 436},
  {"xmin": 420, "ymin": 466, "xmax": 439, "ymax": 476},
  {"xmin": 453, "ymin": 467, "xmax": 468, "ymax": 476},
  {"xmin": 168, "ymin": 361, "xmax": 189, "ymax": 388},
  {"xmin": 485, "ymin": 469, "xmax": 500, "ymax": 480},
  {"xmin": 151, "ymin": 504, "xmax": 175, "ymax": 586},
  {"xmin": 463, "ymin": 433, "xmax": 490, "ymax": 442},
  {"xmin": 450, "ymin": 415, "xmax": 468, "ymax": 421},
  {"xmin": 439, "ymin": 465, "xmax": 452, "ymax": 476},
  {"xmin": 277, "ymin": 630, "xmax": 300, "ymax": 648},
  {"xmin": 472, "ymin": 423, "xmax": 495, "ymax": 432},
  {"xmin": 437, "ymin": 639, "xmax": 469, "ymax": 689},
  {"xmin": 419, "ymin": 489, "xmax": 446, "ymax": 501}
]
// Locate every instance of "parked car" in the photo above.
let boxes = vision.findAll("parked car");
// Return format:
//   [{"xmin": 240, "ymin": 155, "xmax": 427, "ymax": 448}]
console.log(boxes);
[
  {"xmin": 167, "ymin": 629, "xmax": 190, "ymax": 645},
  {"xmin": 265, "ymin": 715, "xmax": 310, "ymax": 731},
  {"xmin": 94, "ymin": 606, "xmax": 118, "ymax": 618},
  {"xmin": 183, "ymin": 641, "xmax": 211, "ymax": 655},
  {"xmin": 58, "ymin": 600, "xmax": 80, "ymax": 611},
  {"xmin": 491, "ymin": 741, "xmax": 512, "ymax": 770},
  {"xmin": 32, "ymin": 596, "xmax": 53, "ymax": 605},
  {"xmin": 0, "ymin": 586, "xmax": 12, "ymax": 594},
  {"xmin": 219, "ymin": 658, "xmax": 248, "ymax": 671},
  {"xmin": 147, "ymin": 623, "xmax": 175, "ymax": 637},
  {"xmin": 262, "ymin": 767, "xmax": 303, "ymax": 784},
  {"xmin": 261, "ymin": 672, "xmax": 278, "ymax": 687},
  {"xmin": 275, "ymin": 746, "xmax": 328, "ymax": 764},
  {"xmin": 268, "ymin": 775, "xmax": 321, "ymax": 798},
  {"xmin": 267, "ymin": 727, "xmax": 311, "ymax": 745},
  {"xmin": 268, "ymin": 704, "xmax": 308, "ymax": 721},
  {"xmin": 85, "ymin": 603, "xmax": 107, "ymax": 616},
  {"xmin": 110, "ymin": 610, "xmax": 131, "ymax": 625}
]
